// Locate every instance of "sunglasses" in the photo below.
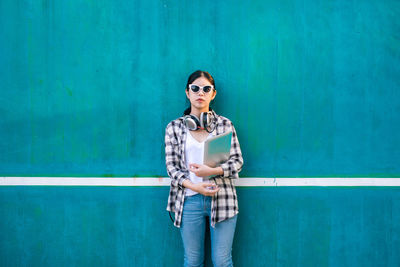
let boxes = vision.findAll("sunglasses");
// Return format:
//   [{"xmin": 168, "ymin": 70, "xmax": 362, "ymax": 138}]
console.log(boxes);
[{"xmin": 188, "ymin": 84, "xmax": 215, "ymax": 93}]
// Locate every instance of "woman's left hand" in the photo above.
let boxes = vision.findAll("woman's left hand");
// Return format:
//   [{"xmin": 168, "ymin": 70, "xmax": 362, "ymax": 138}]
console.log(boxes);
[{"xmin": 189, "ymin": 163, "xmax": 217, "ymax": 177}]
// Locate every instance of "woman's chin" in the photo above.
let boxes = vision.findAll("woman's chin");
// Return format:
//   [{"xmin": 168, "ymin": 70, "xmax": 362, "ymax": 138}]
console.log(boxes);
[{"xmin": 192, "ymin": 102, "xmax": 208, "ymax": 109}]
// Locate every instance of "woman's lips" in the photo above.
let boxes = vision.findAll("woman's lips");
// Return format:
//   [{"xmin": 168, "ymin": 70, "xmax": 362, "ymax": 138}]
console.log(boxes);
[{"xmin": 196, "ymin": 99, "xmax": 205, "ymax": 102}]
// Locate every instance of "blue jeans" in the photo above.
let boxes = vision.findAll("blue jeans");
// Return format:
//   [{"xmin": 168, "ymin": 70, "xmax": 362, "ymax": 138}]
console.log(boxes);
[{"xmin": 180, "ymin": 193, "xmax": 238, "ymax": 267}]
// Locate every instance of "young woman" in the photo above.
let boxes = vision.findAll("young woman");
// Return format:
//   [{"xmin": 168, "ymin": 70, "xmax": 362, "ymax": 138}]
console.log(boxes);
[{"xmin": 165, "ymin": 70, "xmax": 244, "ymax": 267}]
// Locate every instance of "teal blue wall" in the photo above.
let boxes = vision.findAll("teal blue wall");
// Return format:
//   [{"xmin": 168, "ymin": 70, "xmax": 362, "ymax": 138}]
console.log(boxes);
[
  {"xmin": 1, "ymin": 0, "xmax": 399, "ymax": 177},
  {"xmin": 1, "ymin": 0, "xmax": 400, "ymax": 266},
  {"xmin": 1, "ymin": 186, "xmax": 400, "ymax": 266}
]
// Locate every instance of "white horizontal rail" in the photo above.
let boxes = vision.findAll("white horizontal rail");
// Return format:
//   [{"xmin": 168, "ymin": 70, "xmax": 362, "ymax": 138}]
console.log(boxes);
[{"xmin": 1, "ymin": 177, "xmax": 400, "ymax": 186}]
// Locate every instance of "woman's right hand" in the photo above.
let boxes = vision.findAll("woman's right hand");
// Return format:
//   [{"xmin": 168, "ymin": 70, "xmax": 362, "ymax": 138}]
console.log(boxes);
[{"xmin": 192, "ymin": 182, "xmax": 220, "ymax": 196}]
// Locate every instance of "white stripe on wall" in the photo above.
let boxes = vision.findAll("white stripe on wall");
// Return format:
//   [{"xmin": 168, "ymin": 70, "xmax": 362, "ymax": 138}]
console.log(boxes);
[{"xmin": 1, "ymin": 177, "xmax": 400, "ymax": 186}]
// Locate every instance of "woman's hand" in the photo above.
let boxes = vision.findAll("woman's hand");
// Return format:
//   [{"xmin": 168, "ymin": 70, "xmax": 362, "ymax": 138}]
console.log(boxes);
[
  {"xmin": 192, "ymin": 182, "xmax": 220, "ymax": 196},
  {"xmin": 186, "ymin": 163, "xmax": 223, "ymax": 196},
  {"xmin": 189, "ymin": 163, "xmax": 223, "ymax": 177}
]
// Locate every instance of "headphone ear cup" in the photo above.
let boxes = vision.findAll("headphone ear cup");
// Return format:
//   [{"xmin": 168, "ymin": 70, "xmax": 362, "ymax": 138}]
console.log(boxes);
[
  {"xmin": 185, "ymin": 118, "xmax": 196, "ymax": 130},
  {"xmin": 201, "ymin": 111, "xmax": 215, "ymax": 133},
  {"xmin": 185, "ymin": 115, "xmax": 200, "ymax": 131}
]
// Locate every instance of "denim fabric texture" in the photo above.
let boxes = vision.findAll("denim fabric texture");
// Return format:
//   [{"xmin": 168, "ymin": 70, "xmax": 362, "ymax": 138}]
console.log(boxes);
[{"xmin": 180, "ymin": 193, "xmax": 238, "ymax": 267}]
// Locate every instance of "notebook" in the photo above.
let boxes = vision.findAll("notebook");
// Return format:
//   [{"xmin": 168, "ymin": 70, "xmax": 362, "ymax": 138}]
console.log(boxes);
[{"xmin": 203, "ymin": 130, "xmax": 232, "ymax": 171}]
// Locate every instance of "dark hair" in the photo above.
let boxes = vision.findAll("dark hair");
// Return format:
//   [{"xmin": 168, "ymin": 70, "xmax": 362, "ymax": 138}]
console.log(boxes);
[{"xmin": 184, "ymin": 70, "xmax": 216, "ymax": 115}]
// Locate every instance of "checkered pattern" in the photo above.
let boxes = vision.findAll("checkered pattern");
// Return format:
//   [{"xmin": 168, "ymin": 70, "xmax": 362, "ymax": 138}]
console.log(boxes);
[{"xmin": 165, "ymin": 109, "xmax": 244, "ymax": 228}]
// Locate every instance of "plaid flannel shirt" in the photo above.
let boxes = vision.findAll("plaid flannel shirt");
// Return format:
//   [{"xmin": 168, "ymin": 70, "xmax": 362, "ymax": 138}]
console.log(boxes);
[{"xmin": 165, "ymin": 109, "xmax": 244, "ymax": 228}]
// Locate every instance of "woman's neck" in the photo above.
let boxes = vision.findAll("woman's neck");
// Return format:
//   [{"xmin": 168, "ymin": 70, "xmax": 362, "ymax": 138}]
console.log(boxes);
[{"xmin": 190, "ymin": 105, "xmax": 209, "ymax": 118}]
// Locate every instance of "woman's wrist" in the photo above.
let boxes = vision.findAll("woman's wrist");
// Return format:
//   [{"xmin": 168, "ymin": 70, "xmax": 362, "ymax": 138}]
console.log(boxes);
[
  {"xmin": 212, "ymin": 167, "xmax": 223, "ymax": 176},
  {"xmin": 182, "ymin": 179, "xmax": 196, "ymax": 190}
]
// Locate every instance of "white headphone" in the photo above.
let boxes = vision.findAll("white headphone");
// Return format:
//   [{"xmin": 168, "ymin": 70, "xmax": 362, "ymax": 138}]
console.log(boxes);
[{"xmin": 184, "ymin": 111, "xmax": 216, "ymax": 133}]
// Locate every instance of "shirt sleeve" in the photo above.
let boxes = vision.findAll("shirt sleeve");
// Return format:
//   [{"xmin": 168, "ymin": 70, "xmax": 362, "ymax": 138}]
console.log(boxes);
[
  {"xmin": 165, "ymin": 122, "xmax": 188, "ymax": 189},
  {"xmin": 219, "ymin": 121, "xmax": 244, "ymax": 179}
]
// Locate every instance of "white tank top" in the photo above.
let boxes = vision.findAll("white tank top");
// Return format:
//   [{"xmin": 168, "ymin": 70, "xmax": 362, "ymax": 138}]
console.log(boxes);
[{"xmin": 184, "ymin": 130, "xmax": 213, "ymax": 196}]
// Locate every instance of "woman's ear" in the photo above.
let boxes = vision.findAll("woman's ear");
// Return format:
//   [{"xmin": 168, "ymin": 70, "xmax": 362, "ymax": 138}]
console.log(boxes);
[
  {"xmin": 185, "ymin": 89, "xmax": 190, "ymax": 99},
  {"xmin": 211, "ymin": 89, "xmax": 217, "ymax": 100}
]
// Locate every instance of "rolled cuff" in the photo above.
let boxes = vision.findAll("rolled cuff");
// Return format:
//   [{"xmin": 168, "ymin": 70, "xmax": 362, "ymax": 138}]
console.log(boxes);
[
  {"xmin": 177, "ymin": 173, "xmax": 188, "ymax": 189},
  {"xmin": 220, "ymin": 162, "xmax": 231, "ymax": 178}
]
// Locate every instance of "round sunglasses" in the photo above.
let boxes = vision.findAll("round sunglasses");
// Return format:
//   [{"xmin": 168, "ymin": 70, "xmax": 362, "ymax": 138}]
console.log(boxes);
[{"xmin": 188, "ymin": 84, "xmax": 215, "ymax": 93}]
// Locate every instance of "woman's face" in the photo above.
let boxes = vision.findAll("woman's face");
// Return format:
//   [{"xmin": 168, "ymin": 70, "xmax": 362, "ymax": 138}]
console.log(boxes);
[{"xmin": 185, "ymin": 76, "xmax": 216, "ymax": 111}]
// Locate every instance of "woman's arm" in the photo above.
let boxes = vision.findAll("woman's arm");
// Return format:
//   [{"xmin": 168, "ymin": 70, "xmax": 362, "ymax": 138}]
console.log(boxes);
[
  {"xmin": 219, "ymin": 121, "xmax": 244, "ymax": 179},
  {"xmin": 188, "ymin": 164, "xmax": 223, "ymax": 177},
  {"xmin": 165, "ymin": 122, "xmax": 189, "ymax": 189}
]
